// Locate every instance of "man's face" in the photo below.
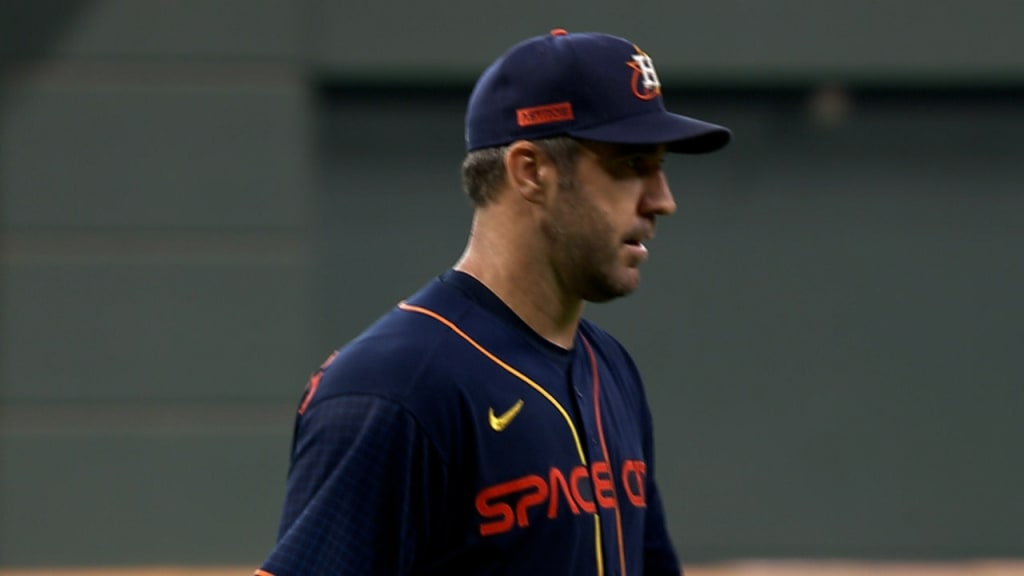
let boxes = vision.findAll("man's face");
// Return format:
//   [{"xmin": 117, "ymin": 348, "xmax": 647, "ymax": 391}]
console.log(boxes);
[{"xmin": 541, "ymin": 140, "xmax": 676, "ymax": 302}]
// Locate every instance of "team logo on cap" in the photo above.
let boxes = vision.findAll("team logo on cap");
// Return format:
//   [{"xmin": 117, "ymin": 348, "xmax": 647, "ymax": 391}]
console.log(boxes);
[{"xmin": 627, "ymin": 46, "xmax": 661, "ymax": 101}]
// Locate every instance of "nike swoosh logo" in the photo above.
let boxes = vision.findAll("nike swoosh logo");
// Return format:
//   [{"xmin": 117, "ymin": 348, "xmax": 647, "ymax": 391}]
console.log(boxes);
[{"xmin": 488, "ymin": 399, "xmax": 524, "ymax": 432}]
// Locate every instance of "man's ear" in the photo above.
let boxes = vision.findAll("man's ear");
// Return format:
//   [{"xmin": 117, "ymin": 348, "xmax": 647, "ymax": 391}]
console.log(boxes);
[{"xmin": 505, "ymin": 141, "xmax": 552, "ymax": 205}]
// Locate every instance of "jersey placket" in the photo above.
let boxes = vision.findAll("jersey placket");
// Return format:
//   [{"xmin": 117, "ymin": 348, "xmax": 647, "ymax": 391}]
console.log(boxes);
[{"xmin": 569, "ymin": 339, "xmax": 626, "ymax": 576}]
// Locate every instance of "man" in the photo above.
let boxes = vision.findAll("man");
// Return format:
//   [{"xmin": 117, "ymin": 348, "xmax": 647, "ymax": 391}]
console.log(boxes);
[{"xmin": 257, "ymin": 29, "xmax": 730, "ymax": 576}]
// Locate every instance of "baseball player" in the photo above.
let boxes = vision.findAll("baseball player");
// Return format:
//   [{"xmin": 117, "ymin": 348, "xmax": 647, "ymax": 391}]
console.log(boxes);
[{"xmin": 256, "ymin": 29, "xmax": 731, "ymax": 576}]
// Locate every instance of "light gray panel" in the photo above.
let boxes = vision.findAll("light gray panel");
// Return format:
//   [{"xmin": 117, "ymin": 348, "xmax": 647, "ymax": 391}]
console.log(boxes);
[
  {"xmin": 1, "ymin": 257, "xmax": 315, "ymax": 401},
  {"xmin": 0, "ymin": 0, "xmax": 300, "ymax": 59},
  {"xmin": 0, "ymin": 431, "xmax": 291, "ymax": 566},
  {"xmin": 1, "ymin": 73, "xmax": 310, "ymax": 229},
  {"xmin": 309, "ymin": 0, "xmax": 1024, "ymax": 83}
]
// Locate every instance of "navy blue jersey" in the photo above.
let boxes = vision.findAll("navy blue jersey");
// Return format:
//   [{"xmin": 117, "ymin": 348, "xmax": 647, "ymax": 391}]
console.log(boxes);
[{"xmin": 257, "ymin": 270, "xmax": 681, "ymax": 576}]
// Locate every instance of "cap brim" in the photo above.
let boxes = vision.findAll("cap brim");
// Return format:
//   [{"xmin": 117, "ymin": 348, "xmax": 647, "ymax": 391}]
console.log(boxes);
[{"xmin": 568, "ymin": 110, "xmax": 731, "ymax": 154}]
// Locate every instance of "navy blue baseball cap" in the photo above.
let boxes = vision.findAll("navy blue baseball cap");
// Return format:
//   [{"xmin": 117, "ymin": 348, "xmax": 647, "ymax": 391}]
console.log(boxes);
[{"xmin": 466, "ymin": 29, "xmax": 731, "ymax": 154}]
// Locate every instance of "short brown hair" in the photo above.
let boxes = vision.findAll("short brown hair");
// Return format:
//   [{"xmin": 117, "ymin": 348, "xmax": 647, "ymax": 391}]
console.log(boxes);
[{"xmin": 461, "ymin": 136, "xmax": 582, "ymax": 207}]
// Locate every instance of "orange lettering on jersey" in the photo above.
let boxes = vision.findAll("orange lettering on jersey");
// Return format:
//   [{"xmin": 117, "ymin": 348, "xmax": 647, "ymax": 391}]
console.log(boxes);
[
  {"xmin": 621, "ymin": 460, "xmax": 647, "ymax": 507},
  {"xmin": 477, "ymin": 460, "xmax": 647, "ymax": 536},
  {"xmin": 476, "ymin": 475, "xmax": 548, "ymax": 536},
  {"xmin": 476, "ymin": 485, "xmax": 515, "ymax": 536},
  {"xmin": 298, "ymin": 350, "xmax": 339, "ymax": 415},
  {"xmin": 515, "ymin": 476, "xmax": 548, "ymax": 528},
  {"xmin": 569, "ymin": 465, "xmax": 596, "ymax": 514},
  {"xmin": 591, "ymin": 461, "xmax": 616, "ymax": 509},
  {"xmin": 547, "ymin": 466, "xmax": 580, "ymax": 518}
]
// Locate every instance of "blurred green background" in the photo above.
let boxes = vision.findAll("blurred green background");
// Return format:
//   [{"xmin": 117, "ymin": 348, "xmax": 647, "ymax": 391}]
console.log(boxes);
[{"xmin": 1, "ymin": 0, "xmax": 1022, "ymax": 567}]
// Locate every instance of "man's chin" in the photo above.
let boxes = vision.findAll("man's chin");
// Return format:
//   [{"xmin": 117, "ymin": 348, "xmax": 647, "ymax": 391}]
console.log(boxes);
[{"xmin": 583, "ymin": 272, "xmax": 640, "ymax": 303}]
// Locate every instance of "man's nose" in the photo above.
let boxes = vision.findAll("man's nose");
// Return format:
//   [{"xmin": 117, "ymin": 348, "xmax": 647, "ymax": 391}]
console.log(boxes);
[{"xmin": 641, "ymin": 171, "xmax": 676, "ymax": 216}]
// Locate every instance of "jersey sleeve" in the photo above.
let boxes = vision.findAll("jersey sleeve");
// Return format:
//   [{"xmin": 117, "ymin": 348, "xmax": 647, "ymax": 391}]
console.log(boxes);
[
  {"xmin": 621, "ymin": 345, "xmax": 683, "ymax": 576},
  {"xmin": 640, "ymin": 399, "xmax": 684, "ymax": 576},
  {"xmin": 642, "ymin": 463, "xmax": 683, "ymax": 576},
  {"xmin": 257, "ymin": 394, "xmax": 448, "ymax": 576}
]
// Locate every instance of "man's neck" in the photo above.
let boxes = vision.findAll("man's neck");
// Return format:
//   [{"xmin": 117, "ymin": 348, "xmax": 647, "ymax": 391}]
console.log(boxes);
[{"xmin": 454, "ymin": 251, "xmax": 583, "ymax": 350}]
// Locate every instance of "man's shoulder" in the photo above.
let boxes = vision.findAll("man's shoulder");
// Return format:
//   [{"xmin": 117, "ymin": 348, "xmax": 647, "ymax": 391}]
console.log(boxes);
[
  {"xmin": 316, "ymin": 303, "xmax": 472, "ymax": 399},
  {"xmin": 299, "ymin": 288, "xmax": 521, "ymax": 450}
]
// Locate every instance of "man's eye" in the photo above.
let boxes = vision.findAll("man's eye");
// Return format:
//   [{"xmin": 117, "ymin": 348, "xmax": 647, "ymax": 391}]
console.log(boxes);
[
  {"xmin": 623, "ymin": 156, "xmax": 662, "ymax": 172},
  {"xmin": 623, "ymin": 156, "xmax": 647, "ymax": 170}
]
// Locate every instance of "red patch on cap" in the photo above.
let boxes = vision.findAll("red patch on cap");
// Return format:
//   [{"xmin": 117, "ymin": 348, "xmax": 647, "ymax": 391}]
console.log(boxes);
[
  {"xmin": 550, "ymin": 28, "xmax": 568, "ymax": 36},
  {"xmin": 516, "ymin": 102, "xmax": 574, "ymax": 127}
]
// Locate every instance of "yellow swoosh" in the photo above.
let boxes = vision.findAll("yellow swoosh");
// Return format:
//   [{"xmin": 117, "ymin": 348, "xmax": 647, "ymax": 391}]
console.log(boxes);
[{"xmin": 488, "ymin": 399, "xmax": 524, "ymax": 432}]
